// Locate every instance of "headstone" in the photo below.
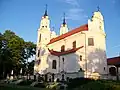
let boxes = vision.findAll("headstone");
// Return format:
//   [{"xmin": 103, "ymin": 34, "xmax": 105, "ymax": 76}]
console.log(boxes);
[
  {"xmin": 45, "ymin": 74, "xmax": 48, "ymax": 82},
  {"xmin": 34, "ymin": 75, "xmax": 36, "ymax": 81},
  {"xmin": 38, "ymin": 74, "xmax": 41, "ymax": 82},
  {"xmin": 61, "ymin": 74, "xmax": 64, "ymax": 81},
  {"xmin": 52, "ymin": 73, "xmax": 54, "ymax": 82}
]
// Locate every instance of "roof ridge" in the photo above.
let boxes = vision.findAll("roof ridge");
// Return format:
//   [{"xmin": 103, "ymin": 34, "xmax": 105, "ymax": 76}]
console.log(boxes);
[{"xmin": 47, "ymin": 24, "xmax": 88, "ymax": 45}]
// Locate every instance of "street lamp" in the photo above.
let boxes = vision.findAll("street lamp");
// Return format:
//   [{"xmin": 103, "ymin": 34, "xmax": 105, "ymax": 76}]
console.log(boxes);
[{"xmin": 81, "ymin": 32, "xmax": 87, "ymax": 78}]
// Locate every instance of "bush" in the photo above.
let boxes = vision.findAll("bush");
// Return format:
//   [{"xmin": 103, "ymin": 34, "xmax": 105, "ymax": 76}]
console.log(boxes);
[
  {"xmin": 74, "ymin": 80, "xmax": 120, "ymax": 90},
  {"xmin": 18, "ymin": 80, "xmax": 33, "ymax": 86},
  {"xmin": 34, "ymin": 82, "xmax": 46, "ymax": 88},
  {"xmin": 67, "ymin": 78, "xmax": 94, "ymax": 89}
]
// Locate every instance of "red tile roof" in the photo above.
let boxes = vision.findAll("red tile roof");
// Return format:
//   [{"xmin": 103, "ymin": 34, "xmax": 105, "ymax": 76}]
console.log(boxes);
[
  {"xmin": 47, "ymin": 24, "xmax": 88, "ymax": 45},
  {"xmin": 107, "ymin": 56, "xmax": 120, "ymax": 65},
  {"xmin": 48, "ymin": 46, "xmax": 84, "ymax": 56}
]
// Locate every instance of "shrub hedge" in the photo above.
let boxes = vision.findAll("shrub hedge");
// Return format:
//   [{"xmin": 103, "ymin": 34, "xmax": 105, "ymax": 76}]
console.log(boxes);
[
  {"xmin": 17, "ymin": 80, "xmax": 34, "ymax": 86},
  {"xmin": 67, "ymin": 78, "xmax": 120, "ymax": 90}
]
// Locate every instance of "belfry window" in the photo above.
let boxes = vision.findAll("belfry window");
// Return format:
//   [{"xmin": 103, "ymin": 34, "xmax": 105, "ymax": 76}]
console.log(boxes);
[
  {"xmin": 88, "ymin": 38, "xmax": 94, "ymax": 46},
  {"xmin": 73, "ymin": 41, "xmax": 76, "ymax": 48},
  {"xmin": 52, "ymin": 60, "xmax": 57, "ymax": 69},
  {"xmin": 61, "ymin": 45, "xmax": 65, "ymax": 52}
]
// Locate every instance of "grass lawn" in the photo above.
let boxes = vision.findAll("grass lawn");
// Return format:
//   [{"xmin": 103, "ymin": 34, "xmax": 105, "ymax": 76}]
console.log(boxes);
[{"xmin": 0, "ymin": 84, "xmax": 48, "ymax": 90}]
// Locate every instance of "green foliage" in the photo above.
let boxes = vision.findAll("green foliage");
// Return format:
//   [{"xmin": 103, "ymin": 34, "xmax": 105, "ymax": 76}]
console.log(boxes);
[
  {"xmin": 0, "ymin": 30, "xmax": 36, "ymax": 79},
  {"xmin": 67, "ymin": 78, "xmax": 94, "ymax": 89},
  {"xmin": 28, "ymin": 60, "xmax": 35, "ymax": 75},
  {"xmin": 75, "ymin": 80, "xmax": 120, "ymax": 90},
  {"xmin": 18, "ymin": 80, "xmax": 34, "ymax": 86},
  {"xmin": 34, "ymin": 82, "xmax": 47, "ymax": 88},
  {"xmin": 0, "ymin": 84, "xmax": 49, "ymax": 90},
  {"xmin": 67, "ymin": 79, "xmax": 120, "ymax": 90}
]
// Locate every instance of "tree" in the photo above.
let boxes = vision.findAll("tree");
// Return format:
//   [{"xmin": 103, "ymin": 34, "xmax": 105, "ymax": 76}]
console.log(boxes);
[
  {"xmin": 0, "ymin": 30, "xmax": 36, "ymax": 79},
  {"xmin": 28, "ymin": 60, "xmax": 35, "ymax": 75},
  {"xmin": 24, "ymin": 42, "xmax": 36, "ymax": 79},
  {"xmin": 0, "ymin": 32, "xmax": 12, "ymax": 78}
]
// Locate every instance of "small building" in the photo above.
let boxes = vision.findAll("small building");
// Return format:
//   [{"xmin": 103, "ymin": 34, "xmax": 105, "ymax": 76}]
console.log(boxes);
[{"xmin": 107, "ymin": 56, "xmax": 120, "ymax": 80}]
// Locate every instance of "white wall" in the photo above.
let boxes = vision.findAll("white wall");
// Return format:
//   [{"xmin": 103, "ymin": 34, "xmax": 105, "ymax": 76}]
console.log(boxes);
[{"xmin": 34, "ymin": 11, "xmax": 108, "ymax": 79}]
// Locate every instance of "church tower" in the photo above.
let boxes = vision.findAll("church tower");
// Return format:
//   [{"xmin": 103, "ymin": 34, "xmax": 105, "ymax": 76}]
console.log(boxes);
[
  {"xmin": 60, "ymin": 13, "xmax": 68, "ymax": 35},
  {"xmin": 88, "ymin": 7, "xmax": 105, "ymax": 33},
  {"xmin": 37, "ymin": 5, "xmax": 51, "ymax": 46},
  {"xmin": 34, "ymin": 5, "xmax": 50, "ymax": 74},
  {"xmin": 86, "ymin": 8, "xmax": 107, "ymax": 76}
]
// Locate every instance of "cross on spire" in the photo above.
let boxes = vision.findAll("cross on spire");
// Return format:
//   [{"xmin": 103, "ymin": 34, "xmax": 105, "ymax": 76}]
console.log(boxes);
[
  {"xmin": 97, "ymin": 6, "xmax": 100, "ymax": 11},
  {"xmin": 63, "ymin": 13, "xmax": 66, "ymax": 25},
  {"xmin": 44, "ymin": 4, "xmax": 48, "ymax": 16}
]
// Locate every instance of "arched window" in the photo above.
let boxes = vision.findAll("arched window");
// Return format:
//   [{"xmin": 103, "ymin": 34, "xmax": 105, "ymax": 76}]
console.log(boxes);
[
  {"xmin": 109, "ymin": 67, "xmax": 116, "ymax": 76},
  {"xmin": 61, "ymin": 45, "xmax": 65, "ymax": 52},
  {"xmin": 80, "ymin": 55, "xmax": 82, "ymax": 61},
  {"xmin": 39, "ymin": 34, "xmax": 41, "ymax": 42},
  {"xmin": 35, "ymin": 59, "xmax": 41, "ymax": 65},
  {"xmin": 37, "ymin": 50, "xmax": 40, "ymax": 57},
  {"xmin": 62, "ymin": 58, "xmax": 64, "ymax": 63},
  {"xmin": 104, "ymin": 67, "xmax": 105, "ymax": 71},
  {"xmin": 52, "ymin": 60, "xmax": 57, "ymax": 69},
  {"xmin": 37, "ymin": 59, "xmax": 41, "ymax": 65},
  {"xmin": 73, "ymin": 41, "xmax": 76, "ymax": 48}
]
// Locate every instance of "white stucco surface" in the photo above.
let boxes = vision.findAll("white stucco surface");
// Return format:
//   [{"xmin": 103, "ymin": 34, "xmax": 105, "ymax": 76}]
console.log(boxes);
[{"xmin": 34, "ymin": 10, "xmax": 108, "ymax": 80}]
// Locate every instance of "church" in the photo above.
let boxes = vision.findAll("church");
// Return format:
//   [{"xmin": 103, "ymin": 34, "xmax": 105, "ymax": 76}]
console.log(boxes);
[{"xmin": 34, "ymin": 8, "xmax": 108, "ymax": 81}]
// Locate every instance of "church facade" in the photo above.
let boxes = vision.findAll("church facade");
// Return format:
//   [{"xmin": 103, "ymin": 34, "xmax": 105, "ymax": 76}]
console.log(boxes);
[{"xmin": 34, "ymin": 8, "xmax": 107, "ymax": 81}]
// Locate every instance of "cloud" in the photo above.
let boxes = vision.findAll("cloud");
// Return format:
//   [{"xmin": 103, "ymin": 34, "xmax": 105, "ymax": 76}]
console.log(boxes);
[
  {"xmin": 112, "ymin": 44, "xmax": 120, "ymax": 48},
  {"xmin": 58, "ymin": 0, "xmax": 79, "ymax": 6},
  {"xmin": 64, "ymin": 0, "xmax": 79, "ymax": 6},
  {"xmin": 66, "ymin": 8, "xmax": 88, "ymax": 21},
  {"xmin": 58, "ymin": 0, "xmax": 87, "ymax": 21}
]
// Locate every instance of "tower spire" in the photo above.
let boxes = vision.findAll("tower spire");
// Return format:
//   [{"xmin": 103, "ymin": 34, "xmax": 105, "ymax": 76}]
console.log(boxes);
[
  {"xmin": 63, "ymin": 13, "xmax": 66, "ymax": 26},
  {"xmin": 60, "ymin": 13, "xmax": 68, "ymax": 35},
  {"xmin": 44, "ymin": 4, "xmax": 48, "ymax": 16}
]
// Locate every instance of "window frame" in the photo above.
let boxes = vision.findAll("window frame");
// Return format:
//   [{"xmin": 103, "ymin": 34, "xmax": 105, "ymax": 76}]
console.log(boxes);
[
  {"xmin": 39, "ymin": 34, "xmax": 41, "ymax": 42},
  {"xmin": 52, "ymin": 60, "xmax": 57, "ymax": 69},
  {"xmin": 62, "ymin": 58, "xmax": 64, "ymax": 63},
  {"xmin": 73, "ymin": 41, "xmax": 76, "ymax": 48},
  {"xmin": 37, "ymin": 50, "xmax": 40, "ymax": 57},
  {"xmin": 61, "ymin": 45, "xmax": 65, "ymax": 52},
  {"xmin": 88, "ymin": 38, "xmax": 94, "ymax": 46},
  {"xmin": 80, "ymin": 55, "xmax": 82, "ymax": 61}
]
